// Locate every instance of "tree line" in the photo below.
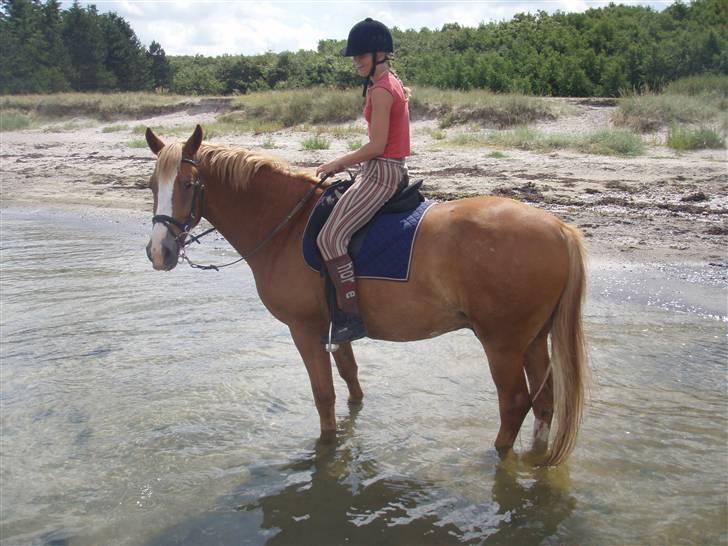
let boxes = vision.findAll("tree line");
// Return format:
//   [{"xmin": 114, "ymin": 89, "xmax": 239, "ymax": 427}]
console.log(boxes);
[
  {"xmin": 2, "ymin": 0, "xmax": 725, "ymax": 97},
  {"xmin": 0, "ymin": 0, "xmax": 169, "ymax": 93}
]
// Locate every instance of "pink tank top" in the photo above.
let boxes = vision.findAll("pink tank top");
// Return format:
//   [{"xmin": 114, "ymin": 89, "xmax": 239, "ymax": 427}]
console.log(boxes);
[{"xmin": 363, "ymin": 72, "xmax": 411, "ymax": 159}]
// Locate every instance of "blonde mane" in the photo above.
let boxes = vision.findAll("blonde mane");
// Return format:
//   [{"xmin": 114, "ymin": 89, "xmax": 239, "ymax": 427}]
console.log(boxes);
[{"xmin": 155, "ymin": 141, "xmax": 317, "ymax": 189}]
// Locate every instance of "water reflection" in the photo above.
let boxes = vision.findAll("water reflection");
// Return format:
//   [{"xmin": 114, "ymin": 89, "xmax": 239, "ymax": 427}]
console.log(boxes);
[{"xmin": 150, "ymin": 408, "xmax": 576, "ymax": 545}]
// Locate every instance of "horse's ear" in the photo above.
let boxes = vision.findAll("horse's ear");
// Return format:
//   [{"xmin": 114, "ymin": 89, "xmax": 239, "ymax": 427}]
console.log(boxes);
[
  {"xmin": 145, "ymin": 127, "xmax": 165, "ymax": 156},
  {"xmin": 183, "ymin": 124, "xmax": 203, "ymax": 158}
]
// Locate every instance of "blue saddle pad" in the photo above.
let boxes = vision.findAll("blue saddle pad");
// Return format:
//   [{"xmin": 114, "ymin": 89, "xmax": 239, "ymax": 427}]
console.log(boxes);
[{"xmin": 302, "ymin": 182, "xmax": 435, "ymax": 281}]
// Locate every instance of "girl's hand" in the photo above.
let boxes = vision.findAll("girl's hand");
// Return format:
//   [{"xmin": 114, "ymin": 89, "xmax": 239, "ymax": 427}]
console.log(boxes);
[{"xmin": 316, "ymin": 159, "xmax": 344, "ymax": 178}]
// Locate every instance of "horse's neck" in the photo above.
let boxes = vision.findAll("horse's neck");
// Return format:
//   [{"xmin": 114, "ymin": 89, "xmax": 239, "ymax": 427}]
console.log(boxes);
[{"xmin": 201, "ymin": 165, "xmax": 315, "ymax": 264}]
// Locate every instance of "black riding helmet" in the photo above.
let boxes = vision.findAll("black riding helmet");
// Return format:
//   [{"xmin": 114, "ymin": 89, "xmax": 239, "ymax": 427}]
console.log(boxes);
[
  {"xmin": 340, "ymin": 18, "xmax": 393, "ymax": 56},
  {"xmin": 341, "ymin": 18, "xmax": 394, "ymax": 96}
]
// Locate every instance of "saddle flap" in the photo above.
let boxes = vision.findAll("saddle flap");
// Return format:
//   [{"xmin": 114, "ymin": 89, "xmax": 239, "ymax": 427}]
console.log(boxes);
[{"xmin": 302, "ymin": 178, "xmax": 433, "ymax": 282}]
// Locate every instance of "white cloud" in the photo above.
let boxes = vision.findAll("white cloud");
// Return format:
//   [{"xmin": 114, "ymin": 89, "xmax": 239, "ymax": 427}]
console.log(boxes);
[{"xmin": 64, "ymin": 0, "xmax": 671, "ymax": 55}]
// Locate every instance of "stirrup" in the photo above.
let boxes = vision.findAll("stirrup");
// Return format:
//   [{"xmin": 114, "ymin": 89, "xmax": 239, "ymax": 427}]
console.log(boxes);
[{"xmin": 322, "ymin": 314, "xmax": 367, "ymax": 351}]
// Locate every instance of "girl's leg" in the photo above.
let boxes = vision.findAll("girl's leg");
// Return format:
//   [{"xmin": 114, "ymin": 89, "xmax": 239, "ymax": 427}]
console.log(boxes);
[
  {"xmin": 317, "ymin": 159, "xmax": 403, "ymax": 261},
  {"xmin": 317, "ymin": 159, "xmax": 403, "ymax": 343}
]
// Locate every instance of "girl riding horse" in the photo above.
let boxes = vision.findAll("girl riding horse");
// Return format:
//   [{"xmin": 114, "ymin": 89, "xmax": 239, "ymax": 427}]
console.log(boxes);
[{"xmin": 316, "ymin": 18, "xmax": 411, "ymax": 345}]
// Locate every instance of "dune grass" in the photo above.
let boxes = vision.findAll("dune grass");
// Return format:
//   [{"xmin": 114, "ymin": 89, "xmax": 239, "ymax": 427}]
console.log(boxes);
[
  {"xmin": 663, "ymin": 74, "xmax": 728, "ymax": 99},
  {"xmin": 101, "ymin": 124, "xmax": 130, "ymax": 133},
  {"xmin": 229, "ymin": 88, "xmax": 361, "ymax": 128},
  {"xmin": 0, "ymin": 92, "xmax": 199, "ymax": 121},
  {"xmin": 127, "ymin": 138, "xmax": 148, "ymax": 148},
  {"xmin": 301, "ymin": 135, "xmax": 330, "ymax": 150},
  {"xmin": 0, "ymin": 109, "xmax": 33, "ymax": 131},
  {"xmin": 614, "ymin": 75, "xmax": 728, "ymax": 133},
  {"xmin": 666, "ymin": 125, "xmax": 725, "ymax": 151},
  {"xmin": 614, "ymin": 93, "xmax": 726, "ymax": 132},
  {"xmin": 410, "ymin": 87, "xmax": 566, "ymax": 128},
  {"xmin": 447, "ymin": 126, "xmax": 645, "ymax": 156}
]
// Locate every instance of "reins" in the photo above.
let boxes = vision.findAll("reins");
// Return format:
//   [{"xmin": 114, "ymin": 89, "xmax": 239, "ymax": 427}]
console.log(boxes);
[{"xmin": 154, "ymin": 158, "xmax": 331, "ymax": 271}]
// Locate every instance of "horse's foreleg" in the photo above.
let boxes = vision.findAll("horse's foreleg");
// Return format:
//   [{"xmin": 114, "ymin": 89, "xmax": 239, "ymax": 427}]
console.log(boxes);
[
  {"xmin": 332, "ymin": 343, "xmax": 364, "ymax": 405},
  {"xmin": 289, "ymin": 324, "xmax": 337, "ymax": 440},
  {"xmin": 525, "ymin": 333, "xmax": 554, "ymax": 455},
  {"xmin": 484, "ymin": 347, "xmax": 532, "ymax": 457}
]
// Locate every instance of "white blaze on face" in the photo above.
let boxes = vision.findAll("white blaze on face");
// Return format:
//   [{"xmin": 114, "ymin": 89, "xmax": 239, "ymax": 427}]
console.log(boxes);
[{"xmin": 149, "ymin": 167, "xmax": 176, "ymax": 261}]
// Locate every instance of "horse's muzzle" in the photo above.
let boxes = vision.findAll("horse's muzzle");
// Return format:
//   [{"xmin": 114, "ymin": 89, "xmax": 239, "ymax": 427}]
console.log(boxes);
[{"xmin": 146, "ymin": 238, "xmax": 179, "ymax": 271}]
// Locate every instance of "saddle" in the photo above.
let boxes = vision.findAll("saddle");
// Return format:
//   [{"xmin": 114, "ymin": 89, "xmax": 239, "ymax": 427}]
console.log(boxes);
[
  {"xmin": 302, "ymin": 176, "xmax": 429, "ymax": 341},
  {"xmin": 303, "ymin": 176, "xmax": 425, "ymax": 263}
]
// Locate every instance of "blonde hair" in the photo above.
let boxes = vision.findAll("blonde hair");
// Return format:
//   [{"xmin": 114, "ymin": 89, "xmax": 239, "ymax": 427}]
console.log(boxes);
[{"xmin": 384, "ymin": 55, "xmax": 411, "ymax": 100}]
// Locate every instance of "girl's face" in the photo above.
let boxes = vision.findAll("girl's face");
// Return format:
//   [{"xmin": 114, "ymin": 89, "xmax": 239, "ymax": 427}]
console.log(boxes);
[{"xmin": 352, "ymin": 54, "xmax": 372, "ymax": 77}]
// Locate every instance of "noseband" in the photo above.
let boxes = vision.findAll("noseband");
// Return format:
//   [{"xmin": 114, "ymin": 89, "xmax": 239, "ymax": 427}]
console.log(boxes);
[{"xmin": 151, "ymin": 157, "xmax": 205, "ymax": 243}]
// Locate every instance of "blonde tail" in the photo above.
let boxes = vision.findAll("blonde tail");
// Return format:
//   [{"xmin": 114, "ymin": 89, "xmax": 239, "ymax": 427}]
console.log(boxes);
[{"xmin": 546, "ymin": 223, "xmax": 589, "ymax": 466}]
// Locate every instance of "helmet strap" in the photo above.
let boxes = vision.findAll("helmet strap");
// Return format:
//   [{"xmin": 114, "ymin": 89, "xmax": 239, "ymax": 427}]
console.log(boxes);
[{"xmin": 362, "ymin": 52, "xmax": 389, "ymax": 97}]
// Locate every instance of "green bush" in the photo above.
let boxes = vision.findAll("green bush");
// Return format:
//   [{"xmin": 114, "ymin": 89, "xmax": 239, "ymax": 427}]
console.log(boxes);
[
  {"xmin": 0, "ymin": 110, "xmax": 33, "ymax": 131},
  {"xmin": 664, "ymin": 74, "xmax": 728, "ymax": 98},
  {"xmin": 454, "ymin": 126, "xmax": 645, "ymax": 156},
  {"xmin": 101, "ymin": 124, "xmax": 129, "ymax": 132},
  {"xmin": 667, "ymin": 126, "xmax": 725, "ymax": 151},
  {"xmin": 614, "ymin": 92, "xmax": 724, "ymax": 132},
  {"xmin": 301, "ymin": 135, "xmax": 330, "ymax": 150}
]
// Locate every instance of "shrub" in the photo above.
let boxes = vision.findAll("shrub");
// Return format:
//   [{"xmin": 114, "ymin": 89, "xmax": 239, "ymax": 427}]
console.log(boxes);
[
  {"xmin": 664, "ymin": 74, "xmax": 728, "ymax": 99},
  {"xmin": 301, "ymin": 135, "xmax": 330, "ymax": 150},
  {"xmin": 614, "ymin": 92, "xmax": 724, "ymax": 132},
  {"xmin": 0, "ymin": 110, "xmax": 33, "ymax": 131},
  {"xmin": 667, "ymin": 126, "xmax": 725, "ymax": 151},
  {"xmin": 101, "ymin": 124, "xmax": 129, "ymax": 133},
  {"xmin": 466, "ymin": 127, "xmax": 645, "ymax": 156}
]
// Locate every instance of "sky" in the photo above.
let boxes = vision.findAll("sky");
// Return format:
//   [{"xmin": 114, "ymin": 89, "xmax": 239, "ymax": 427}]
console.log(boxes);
[{"xmin": 65, "ymin": 0, "xmax": 673, "ymax": 56}]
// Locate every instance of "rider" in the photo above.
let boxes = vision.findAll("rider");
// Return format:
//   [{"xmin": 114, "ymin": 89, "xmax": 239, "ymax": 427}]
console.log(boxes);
[{"xmin": 316, "ymin": 18, "xmax": 411, "ymax": 345}]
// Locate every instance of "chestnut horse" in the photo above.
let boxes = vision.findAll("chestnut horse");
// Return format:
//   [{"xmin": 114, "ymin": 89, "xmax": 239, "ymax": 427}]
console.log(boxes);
[{"xmin": 144, "ymin": 125, "xmax": 589, "ymax": 466}]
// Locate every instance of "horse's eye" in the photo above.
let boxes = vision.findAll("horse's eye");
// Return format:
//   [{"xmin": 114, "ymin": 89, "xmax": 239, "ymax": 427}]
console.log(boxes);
[{"xmin": 183, "ymin": 180, "xmax": 194, "ymax": 189}]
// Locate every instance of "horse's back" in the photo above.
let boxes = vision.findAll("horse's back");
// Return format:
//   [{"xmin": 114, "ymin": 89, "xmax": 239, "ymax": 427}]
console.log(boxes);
[{"xmin": 361, "ymin": 196, "xmax": 574, "ymax": 342}]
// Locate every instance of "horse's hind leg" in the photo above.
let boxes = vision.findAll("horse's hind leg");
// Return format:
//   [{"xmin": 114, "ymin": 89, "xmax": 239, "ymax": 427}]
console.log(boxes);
[
  {"xmin": 524, "ymin": 332, "xmax": 553, "ymax": 455},
  {"xmin": 483, "ymin": 345, "xmax": 532, "ymax": 457},
  {"xmin": 332, "ymin": 343, "xmax": 363, "ymax": 404}
]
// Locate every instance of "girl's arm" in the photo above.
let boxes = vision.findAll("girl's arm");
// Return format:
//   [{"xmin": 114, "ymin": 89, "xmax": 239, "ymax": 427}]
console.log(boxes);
[{"xmin": 316, "ymin": 87, "xmax": 393, "ymax": 177}]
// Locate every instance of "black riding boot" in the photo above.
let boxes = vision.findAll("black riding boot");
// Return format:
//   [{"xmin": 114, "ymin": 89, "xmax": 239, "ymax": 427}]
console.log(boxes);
[{"xmin": 324, "ymin": 255, "xmax": 367, "ymax": 344}]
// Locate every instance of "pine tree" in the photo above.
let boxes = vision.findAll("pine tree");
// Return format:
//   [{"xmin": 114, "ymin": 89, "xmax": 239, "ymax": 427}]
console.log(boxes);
[{"xmin": 148, "ymin": 40, "xmax": 170, "ymax": 89}]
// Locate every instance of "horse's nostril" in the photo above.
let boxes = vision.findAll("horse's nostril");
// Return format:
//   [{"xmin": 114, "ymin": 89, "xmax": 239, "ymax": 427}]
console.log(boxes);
[{"xmin": 146, "ymin": 242, "xmax": 152, "ymax": 261}]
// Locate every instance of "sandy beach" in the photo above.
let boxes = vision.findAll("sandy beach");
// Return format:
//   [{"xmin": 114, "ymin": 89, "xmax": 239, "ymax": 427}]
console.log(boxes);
[{"xmin": 1, "ymin": 98, "xmax": 726, "ymax": 266}]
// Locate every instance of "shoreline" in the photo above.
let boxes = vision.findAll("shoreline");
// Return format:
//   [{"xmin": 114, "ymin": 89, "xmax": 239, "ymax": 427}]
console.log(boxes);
[{"xmin": 1, "ymin": 100, "xmax": 726, "ymax": 267}]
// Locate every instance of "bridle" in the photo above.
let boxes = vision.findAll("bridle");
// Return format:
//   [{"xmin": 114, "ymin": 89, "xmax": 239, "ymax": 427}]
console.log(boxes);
[
  {"xmin": 151, "ymin": 156, "xmax": 331, "ymax": 271},
  {"xmin": 151, "ymin": 156, "xmax": 205, "ymax": 238}
]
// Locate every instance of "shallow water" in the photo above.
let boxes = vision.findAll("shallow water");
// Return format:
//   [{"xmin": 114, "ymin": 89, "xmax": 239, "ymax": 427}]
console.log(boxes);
[{"xmin": 1, "ymin": 205, "xmax": 726, "ymax": 546}]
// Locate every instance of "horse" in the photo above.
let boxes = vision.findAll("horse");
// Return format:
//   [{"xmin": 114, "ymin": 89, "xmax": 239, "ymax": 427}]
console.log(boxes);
[{"xmin": 144, "ymin": 124, "xmax": 589, "ymax": 466}]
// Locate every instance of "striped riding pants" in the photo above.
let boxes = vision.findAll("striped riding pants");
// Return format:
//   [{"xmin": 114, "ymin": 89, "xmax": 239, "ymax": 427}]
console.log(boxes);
[{"xmin": 317, "ymin": 157, "xmax": 407, "ymax": 262}]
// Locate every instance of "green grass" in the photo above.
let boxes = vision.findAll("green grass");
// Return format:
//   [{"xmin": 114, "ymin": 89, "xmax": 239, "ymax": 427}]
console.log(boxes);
[
  {"xmin": 0, "ymin": 109, "xmax": 33, "ymax": 131},
  {"xmin": 410, "ymin": 87, "xmax": 566, "ymax": 128},
  {"xmin": 448, "ymin": 126, "xmax": 645, "ymax": 156},
  {"xmin": 664, "ymin": 74, "xmax": 728, "ymax": 99},
  {"xmin": 43, "ymin": 120, "xmax": 97, "ymax": 132},
  {"xmin": 127, "ymin": 138, "xmax": 148, "ymax": 148},
  {"xmin": 487, "ymin": 151, "xmax": 507, "ymax": 158},
  {"xmin": 229, "ymin": 88, "xmax": 361, "ymax": 128},
  {"xmin": 666, "ymin": 125, "xmax": 725, "ymax": 151},
  {"xmin": 101, "ymin": 124, "xmax": 129, "ymax": 133},
  {"xmin": 347, "ymin": 139, "xmax": 363, "ymax": 151},
  {"xmin": 0, "ymin": 92, "xmax": 200, "ymax": 121},
  {"xmin": 614, "ymin": 92, "xmax": 727, "ymax": 133},
  {"xmin": 301, "ymin": 135, "xmax": 330, "ymax": 150},
  {"xmin": 261, "ymin": 136, "xmax": 277, "ymax": 149}
]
